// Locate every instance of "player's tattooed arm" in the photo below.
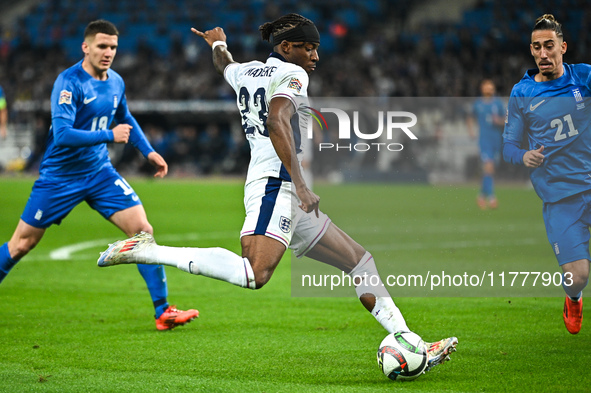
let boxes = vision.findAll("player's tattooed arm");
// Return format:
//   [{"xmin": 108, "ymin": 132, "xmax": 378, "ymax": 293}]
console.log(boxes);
[{"xmin": 191, "ymin": 27, "xmax": 236, "ymax": 75}]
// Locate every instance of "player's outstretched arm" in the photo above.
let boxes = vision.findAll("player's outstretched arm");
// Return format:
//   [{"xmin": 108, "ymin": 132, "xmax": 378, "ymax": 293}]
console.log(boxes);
[
  {"xmin": 267, "ymin": 97, "xmax": 320, "ymax": 216},
  {"xmin": 191, "ymin": 27, "xmax": 236, "ymax": 75}
]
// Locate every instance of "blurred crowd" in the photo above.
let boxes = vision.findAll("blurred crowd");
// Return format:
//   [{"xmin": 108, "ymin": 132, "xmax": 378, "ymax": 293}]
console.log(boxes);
[{"xmin": 1, "ymin": 0, "xmax": 591, "ymax": 175}]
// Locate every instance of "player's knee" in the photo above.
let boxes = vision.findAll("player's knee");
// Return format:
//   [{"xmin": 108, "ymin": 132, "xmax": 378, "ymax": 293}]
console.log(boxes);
[
  {"xmin": 342, "ymin": 247, "xmax": 369, "ymax": 273},
  {"xmin": 569, "ymin": 274, "xmax": 589, "ymax": 291}
]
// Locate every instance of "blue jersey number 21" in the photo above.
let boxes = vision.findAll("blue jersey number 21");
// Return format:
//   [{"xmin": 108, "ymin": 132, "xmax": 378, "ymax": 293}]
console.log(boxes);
[{"xmin": 552, "ymin": 113, "xmax": 579, "ymax": 141}]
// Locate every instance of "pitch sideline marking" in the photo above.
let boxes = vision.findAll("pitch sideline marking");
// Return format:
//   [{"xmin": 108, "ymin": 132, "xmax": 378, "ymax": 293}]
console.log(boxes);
[{"xmin": 50, "ymin": 238, "xmax": 114, "ymax": 260}]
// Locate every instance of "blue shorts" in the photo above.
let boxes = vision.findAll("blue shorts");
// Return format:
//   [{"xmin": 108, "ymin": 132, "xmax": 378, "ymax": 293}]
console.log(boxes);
[
  {"xmin": 479, "ymin": 139, "xmax": 501, "ymax": 163},
  {"xmin": 543, "ymin": 191, "xmax": 591, "ymax": 265},
  {"xmin": 21, "ymin": 165, "xmax": 142, "ymax": 229}
]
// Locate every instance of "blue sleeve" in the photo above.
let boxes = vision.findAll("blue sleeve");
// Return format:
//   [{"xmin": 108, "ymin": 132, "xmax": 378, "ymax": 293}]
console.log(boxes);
[
  {"xmin": 52, "ymin": 116, "xmax": 113, "ymax": 147},
  {"xmin": 503, "ymin": 90, "xmax": 526, "ymax": 165},
  {"xmin": 51, "ymin": 74, "xmax": 78, "ymax": 123},
  {"xmin": 503, "ymin": 139, "xmax": 526, "ymax": 165},
  {"xmin": 114, "ymin": 94, "xmax": 154, "ymax": 158},
  {"xmin": 582, "ymin": 64, "xmax": 591, "ymax": 89},
  {"xmin": 49, "ymin": 71, "xmax": 115, "ymax": 147}
]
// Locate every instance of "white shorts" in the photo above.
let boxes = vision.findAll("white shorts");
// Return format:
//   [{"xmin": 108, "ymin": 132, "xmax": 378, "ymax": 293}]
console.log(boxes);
[{"xmin": 240, "ymin": 177, "xmax": 331, "ymax": 257}]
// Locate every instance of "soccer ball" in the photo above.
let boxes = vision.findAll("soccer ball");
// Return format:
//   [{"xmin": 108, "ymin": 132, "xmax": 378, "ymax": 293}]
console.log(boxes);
[{"xmin": 377, "ymin": 331, "xmax": 428, "ymax": 381}]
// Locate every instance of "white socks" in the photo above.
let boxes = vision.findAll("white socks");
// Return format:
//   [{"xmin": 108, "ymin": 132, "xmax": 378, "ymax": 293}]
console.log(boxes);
[
  {"xmin": 371, "ymin": 296, "xmax": 409, "ymax": 334},
  {"xmin": 132, "ymin": 243, "xmax": 406, "ymax": 332},
  {"xmin": 143, "ymin": 244, "xmax": 256, "ymax": 289},
  {"xmin": 349, "ymin": 252, "xmax": 409, "ymax": 333}
]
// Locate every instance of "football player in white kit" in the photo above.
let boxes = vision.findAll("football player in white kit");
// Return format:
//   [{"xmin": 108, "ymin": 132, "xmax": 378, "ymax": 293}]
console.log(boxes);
[{"xmin": 98, "ymin": 13, "xmax": 457, "ymax": 372}]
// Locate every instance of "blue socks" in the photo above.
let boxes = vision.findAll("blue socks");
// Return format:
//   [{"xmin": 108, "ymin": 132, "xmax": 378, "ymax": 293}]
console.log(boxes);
[
  {"xmin": 0, "ymin": 242, "xmax": 18, "ymax": 284},
  {"xmin": 481, "ymin": 174, "xmax": 494, "ymax": 197},
  {"xmin": 137, "ymin": 264, "xmax": 169, "ymax": 318},
  {"xmin": 569, "ymin": 293, "xmax": 582, "ymax": 302}
]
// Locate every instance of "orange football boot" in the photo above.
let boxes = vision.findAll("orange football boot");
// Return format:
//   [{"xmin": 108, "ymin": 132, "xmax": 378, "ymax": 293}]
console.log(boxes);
[
  {"xmin": 156, "ymin": 305, "xmax": 199, "ymax": 331},
  {"xmin": 563, "ymin": 296, "xmax": 583, "ymax": 334}
]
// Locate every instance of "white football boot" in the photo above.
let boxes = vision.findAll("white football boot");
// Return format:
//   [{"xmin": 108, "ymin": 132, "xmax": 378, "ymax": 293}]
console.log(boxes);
[
  {"xmin": 98, "ymin": 231, "xmax": 155, "ymax": 267},
  {"xmin": 424, "ymin": 337, "xmax": 458, "ymax": 372}
]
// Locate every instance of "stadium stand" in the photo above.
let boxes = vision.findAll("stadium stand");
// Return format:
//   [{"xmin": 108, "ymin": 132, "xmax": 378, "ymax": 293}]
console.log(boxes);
[{"xmin": 0, "ymin": 0, "xmax": 587, "ymax": 179}]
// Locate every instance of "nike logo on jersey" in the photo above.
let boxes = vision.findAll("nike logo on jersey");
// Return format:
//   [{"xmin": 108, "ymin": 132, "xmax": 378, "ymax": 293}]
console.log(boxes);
[
  {"xmin": 83, "ymin": 96, "xmax": 97, "ymax": 104},
  {"xmin": 529, "ymin": 100, "xmax": 546, "ymax": 111}
]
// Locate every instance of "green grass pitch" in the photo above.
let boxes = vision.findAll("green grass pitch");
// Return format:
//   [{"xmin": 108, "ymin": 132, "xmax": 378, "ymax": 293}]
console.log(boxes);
[{"xmin": 0, "ymin": 177, "xmax": 589, "ymax": 392}]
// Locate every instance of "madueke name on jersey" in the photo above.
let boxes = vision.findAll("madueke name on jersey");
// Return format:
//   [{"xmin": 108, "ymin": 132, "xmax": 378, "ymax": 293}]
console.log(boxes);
[{"xmin": 244, "ymin": 66, "xmax": 278, "ymax": 78}]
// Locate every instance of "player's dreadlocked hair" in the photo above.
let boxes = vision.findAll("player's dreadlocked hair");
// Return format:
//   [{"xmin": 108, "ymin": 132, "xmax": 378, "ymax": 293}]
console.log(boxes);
[
  {"xmin": 84, "ymin": 19, "xmax": 119, "ymax": 39},
  {"xmin": 259, "ymin": 13, "xmax": 315, "ymax": 42},
  {"xmin": 533, "ymin": 14, "xmax": 563, "ymax": 40}
]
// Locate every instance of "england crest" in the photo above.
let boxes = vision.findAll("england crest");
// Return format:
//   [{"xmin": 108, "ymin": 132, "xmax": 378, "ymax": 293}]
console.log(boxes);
[{"xmin": 279, "ymin": 216, "xmax": 292, "ymax": 233}]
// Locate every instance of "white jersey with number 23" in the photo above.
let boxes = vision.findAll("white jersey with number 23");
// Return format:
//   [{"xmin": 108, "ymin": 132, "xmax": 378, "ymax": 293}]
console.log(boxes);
[{"xmin": 224, "ymin": 54, "xmax": 309, "ymax": 185}]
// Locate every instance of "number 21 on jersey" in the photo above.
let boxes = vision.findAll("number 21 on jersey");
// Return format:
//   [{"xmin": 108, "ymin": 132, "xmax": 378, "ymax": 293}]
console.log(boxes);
[{"xmin": 552, "ymin": 113, "xmax": 578, "ymax": 141}]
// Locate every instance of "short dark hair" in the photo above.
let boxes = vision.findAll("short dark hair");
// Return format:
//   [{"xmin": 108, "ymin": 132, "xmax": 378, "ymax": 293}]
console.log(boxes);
[
  {"xmin": 259, "ymin": 13, "xmax": 315, "ymax": 42},
  {"xmin": 532, "ymin": 14, "xmax": 563, "ymax": 40},
  {"xmin": 84, "ymin": 19, "xmax": 119, "ymax": 40}
]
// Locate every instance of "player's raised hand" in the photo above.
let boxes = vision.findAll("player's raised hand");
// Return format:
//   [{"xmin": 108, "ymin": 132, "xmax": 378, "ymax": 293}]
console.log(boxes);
[
  {"xmin": 523, "ymin": 146, "xmax": 545, "ymax": 168},
  {"xmin": 191, "ymin": 27, "xmax": 226, "ymax": 47},
  {"xmin": 112, "ymin": 124, "xmax": 131, "ymax": 143},
  {"xmin": 147, "ymin": 151, "xmax": 168, "ymax": 178}
]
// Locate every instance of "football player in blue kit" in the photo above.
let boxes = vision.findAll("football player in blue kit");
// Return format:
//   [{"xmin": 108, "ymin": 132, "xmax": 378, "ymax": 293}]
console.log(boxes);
[
  {"xmin": 0, "ymin": 20, "xmax": 198, "ymax": 330},
  {"xmin": 467, "ymin": 79, "xmax": 505, "ymax": 209},
  {"xmin": 504, "ymin": 14, "xmax": 589, "ymax": 334}
]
